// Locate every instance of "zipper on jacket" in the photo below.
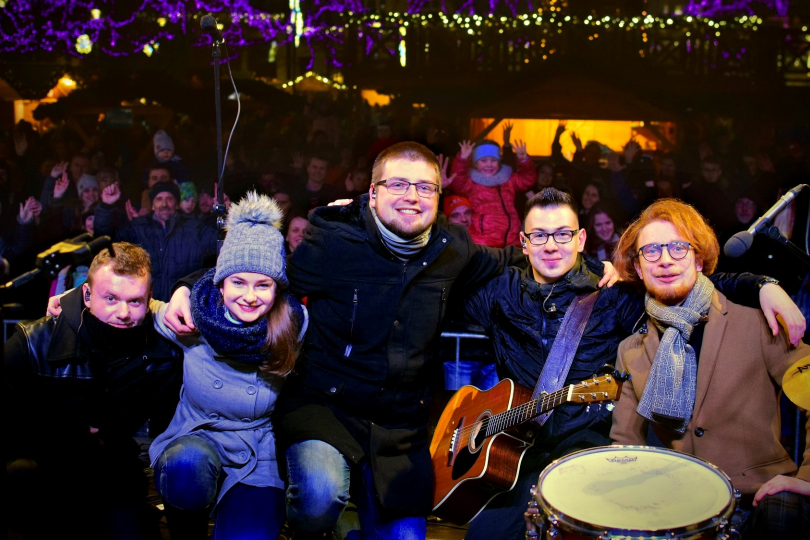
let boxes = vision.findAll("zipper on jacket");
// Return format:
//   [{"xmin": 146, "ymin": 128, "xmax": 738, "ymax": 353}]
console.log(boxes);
[
  {"xmin": 440, "ymin": 287, "xmax": 447, "ymax": 320},
  {"xmin": 498, "ymin": 184, "xmax": 511, "ymax": 247},
  {"xmin": 401, "ymin": 262, "xmax": 408, "ymax": 284},
  {"xmin": 344, "ymin": 289, "xmax": 359, "ymax": 357}
]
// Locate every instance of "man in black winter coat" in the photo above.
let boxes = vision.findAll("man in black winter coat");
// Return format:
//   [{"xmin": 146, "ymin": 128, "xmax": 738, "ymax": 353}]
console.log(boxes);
[
  {"xmin": 462, "ymin": 188, "xmax": 806, "ymax": 540},
  {"xmin": 3, "ymin": 242, "xmax": 183, "ymax": 540}
]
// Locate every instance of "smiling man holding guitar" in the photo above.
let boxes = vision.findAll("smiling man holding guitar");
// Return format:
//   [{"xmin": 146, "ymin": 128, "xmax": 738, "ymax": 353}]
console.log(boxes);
[{"xmin": 434, "ymin": 188, "xmax": 807, "ymax": 540}]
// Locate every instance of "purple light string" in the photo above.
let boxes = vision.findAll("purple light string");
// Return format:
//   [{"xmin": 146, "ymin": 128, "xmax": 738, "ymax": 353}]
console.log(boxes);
[{"xmin": 0, "ymin": 0, "xmax": 798, "ymax": 58}]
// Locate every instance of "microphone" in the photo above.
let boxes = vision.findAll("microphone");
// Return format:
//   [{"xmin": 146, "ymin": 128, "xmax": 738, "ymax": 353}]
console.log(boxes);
[
  {"xmin": 201, "ymin": 15, "xmax": 224, "ymax": 43},
  {"xmin": 724, "ymin": 184, "xmax": 808, "ymax": 258}
]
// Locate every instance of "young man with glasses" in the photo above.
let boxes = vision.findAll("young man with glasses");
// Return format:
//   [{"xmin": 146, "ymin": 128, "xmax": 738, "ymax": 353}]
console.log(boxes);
[
  {"xmin": 610, "ymin": 198, "xmax": 809, "ymax": 539},
  {"xmin": 461, "ymin": 188, "xmax": 806, "ymax": 540}
]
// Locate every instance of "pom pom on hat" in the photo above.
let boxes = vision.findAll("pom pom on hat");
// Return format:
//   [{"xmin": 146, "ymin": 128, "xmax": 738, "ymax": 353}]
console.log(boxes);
[{"xmin": 214, "ymin": 191, "xmax": 288, "ymax": 286}]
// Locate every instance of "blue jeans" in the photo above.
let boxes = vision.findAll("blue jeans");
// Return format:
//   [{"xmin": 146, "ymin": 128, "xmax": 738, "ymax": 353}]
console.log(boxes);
[
  {"xmin": 153, "ymin": 434, "xmax": 285, "ymax": 540},
  {"xmin": 285, "ymin": 439, "xmax": 427, "ymax": 540}
]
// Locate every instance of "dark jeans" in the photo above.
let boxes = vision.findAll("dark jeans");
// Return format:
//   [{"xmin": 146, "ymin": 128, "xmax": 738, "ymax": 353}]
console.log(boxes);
[
  {"xmin": 285, "ymin": 439, "xmax": 426, "ymax": 540},
  {"xmin": 153, "ymin": 434, "xmax": 286, "ymax": 540}
]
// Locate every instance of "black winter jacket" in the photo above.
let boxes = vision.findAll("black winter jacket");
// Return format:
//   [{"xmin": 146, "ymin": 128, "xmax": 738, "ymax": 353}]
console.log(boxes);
[
  {"xmin": 276, "ymin": 194, "xmax": 520, "ymax": 515},
  {"xmin": 3, "ymin": 287, "xmax": 183, "ymax": 464},
  {"xmin": 462, "ymin": 256, "xmax": 765, "ymax": 456}
]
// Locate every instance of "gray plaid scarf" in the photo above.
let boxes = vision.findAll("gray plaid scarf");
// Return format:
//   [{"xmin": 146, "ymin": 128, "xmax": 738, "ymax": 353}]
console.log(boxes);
[{"xmin": 637, "ymin": 273, "xmax": 714, "ymax": 433}]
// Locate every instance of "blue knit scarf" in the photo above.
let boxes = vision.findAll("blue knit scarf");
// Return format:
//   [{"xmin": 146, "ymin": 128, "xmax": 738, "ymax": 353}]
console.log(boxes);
[{"xmin": 191, "ymin": 269, "xmax": 269, "ymax": 364}]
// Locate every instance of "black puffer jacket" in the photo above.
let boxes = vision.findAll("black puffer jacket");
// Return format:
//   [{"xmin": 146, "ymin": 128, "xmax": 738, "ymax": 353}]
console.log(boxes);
[
  {"xmin": 462, "ymin": 256, "xmax": 763, "ymax": 455},
  {"xmin": 276, "ymin": 194, "xmax": 520, "ymax": 515}
]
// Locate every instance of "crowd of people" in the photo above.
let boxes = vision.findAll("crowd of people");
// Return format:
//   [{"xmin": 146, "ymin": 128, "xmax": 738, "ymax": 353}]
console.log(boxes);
[{"xmin": 2, "ymin": 102, "xmax": 810, "ymax": 540}]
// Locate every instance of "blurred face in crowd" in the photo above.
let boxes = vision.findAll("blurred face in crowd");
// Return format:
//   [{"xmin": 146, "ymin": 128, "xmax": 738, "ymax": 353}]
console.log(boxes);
[
  {"xmin": 148, "ymin": 168, "xmax": 172, "ymax": 188},
  {"xmin": 69, "ymin": 155, "xmax": 90, "ymax": 181},
  {"xmin": 84, "ymin": 214, "xmax": 95, "ymax": 235},
  {"xmin": 377, "ymin": 125, "xmax": 393, "ymax": 140},
  {"xmin": 593, "ymin": 212, "xmax": 615, "ymax": 243},
  {"xmin": 448, "ymin": 204, "xmax": 472, "ymax": 229},
  {"xmin": 701, "ymin": 162, "xmax": 722, "ymax": 184},
  {"xmin": 583, "ymin": 142, "xmax": 601, "ymax": 165},
  {"xmin": 82, "ymin": 264, "xmax": 150, "ymax": 328},
  {"xmin": 743, "ymin": 155, "xmax": 757, "ymax": 176},
  {"xmin": 81, "ymin": 186, "xmax": 99, "ymax": 208},
  {"xmin": 198, "ymin": 192, "xmax": 215, "ymax": 214},
  {"xmin": 152, "ymin": 192, "xmax": 178, "ymax": 224},
  {"xmin": 96, "ymin": 170, "xmax": 117, "ymax": 192},
  {"xmin": 219, "ymin": 272, "xmax": 276, "ymax": 324},
  {"xmin": 634, "ymin": 220, "xmax": 702, "ymax": 306},
  {"xmin": 735, "ymin": 198, "xmax": 757, "ymax": 224},
  {"xmin": 259, "ymin": 172, "xmax": 277, "ymax": 193},
  {"xmin": 307, "ymin": 158, "xmax": 329, "ymax": 187},
  {"xmin": 522, "ymin": 205, "xmax": 585, "ymax": 284},
  {"xmin": 351, "ymin": 170, "xmax": 371, "ymax": 193},
  {"xmin": 369, "ymin": 158, "xmax": 439, "ymax": 239},
  {"xmin": 157, "ymin": 148, "xmax": 175, "ymax": 162},
  {"xmin": 286, "ymin": 216, "xmax": 308, "ymax": 253},
  {"xmin": 475, "ymin": 156, "xmax": 500, "ymax": 176},
  {"xmin": 581, "ymin": 184, "xmax": 600, "ymax": 211},
  {"xmin": 272, "ymin": 193, "xmax": 292, "ymax": 217},
  {"xmin": 660, "ymin": 157, "xmax": 676, "ymax": 179},
  {"xmin": 180, "ymin": 197, "xmax": 196, "ymax": 215},
  {"xmin": 537, "ymin": 164, "xmax": 554, "ymax": 188}
]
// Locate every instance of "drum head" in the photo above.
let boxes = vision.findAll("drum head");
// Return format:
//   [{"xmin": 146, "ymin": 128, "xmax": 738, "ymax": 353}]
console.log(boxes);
[{"xmin": 538, "ymin": 446, "xmax": 733, "ymax": 533}]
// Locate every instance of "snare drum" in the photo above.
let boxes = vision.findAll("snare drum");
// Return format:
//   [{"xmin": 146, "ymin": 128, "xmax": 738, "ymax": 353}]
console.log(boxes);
[{"xmin": 526, "ymin": 446, "xmax": 737, "ymax": 539}]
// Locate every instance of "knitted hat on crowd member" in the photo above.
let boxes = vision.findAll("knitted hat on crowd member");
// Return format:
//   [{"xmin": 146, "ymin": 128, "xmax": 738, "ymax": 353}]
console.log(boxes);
[
  {"xmin": 179, "ymin": 181, "xmax": 198, "ymax": 201},
  {"xmin": 473, "ymin": 141, "xmax": 501, "ymax": 163},
  {"xmin": 443, "ymin": 195, "xmax": 471, "ymax": 216},
  {"xmin": 77, "ymin": 174, "xmax": 99, "ymax": 195},
  {"xmin": 149, "ymin": 181, "xmax": 181, "ymax": 203},
  {"xmin": 214, "ymin": 191, "xmax": 288, "ymax": 287},
  {"xmin": 153, "ymin": 130, "xmax": 175, "ymax": 156}
]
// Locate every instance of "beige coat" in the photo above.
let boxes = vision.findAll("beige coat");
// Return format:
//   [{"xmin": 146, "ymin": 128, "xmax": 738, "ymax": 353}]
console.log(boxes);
[{"xmin": 610, "ymin": 290, "xmax": 810, "ymax": 495}]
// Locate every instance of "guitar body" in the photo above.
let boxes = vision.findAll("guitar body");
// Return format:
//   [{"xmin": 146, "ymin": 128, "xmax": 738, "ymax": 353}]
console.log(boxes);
[{"xmin": 430, "ymin": 379, "xmax": 536, "ymax": 525}]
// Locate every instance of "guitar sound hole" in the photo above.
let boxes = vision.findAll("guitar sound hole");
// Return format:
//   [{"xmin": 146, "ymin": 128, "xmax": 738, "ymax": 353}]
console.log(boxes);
[{"xmin": 450, "ymin": 415, "xmax": 489, "ymax": 480}]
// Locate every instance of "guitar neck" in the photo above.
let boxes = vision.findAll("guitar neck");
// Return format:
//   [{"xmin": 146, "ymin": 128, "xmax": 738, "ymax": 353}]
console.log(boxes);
[{"xmin": 484, "ymin": 385, "xmax": 571, "ymax": 438}]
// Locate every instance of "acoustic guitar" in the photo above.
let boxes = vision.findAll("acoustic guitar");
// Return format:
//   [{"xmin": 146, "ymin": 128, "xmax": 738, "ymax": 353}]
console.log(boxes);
[{"xmin": 429, "ymin": 372, "xmax": 625, "ymax": 524}]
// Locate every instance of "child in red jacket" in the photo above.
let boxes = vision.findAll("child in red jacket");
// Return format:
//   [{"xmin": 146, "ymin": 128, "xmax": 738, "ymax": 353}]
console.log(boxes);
[{"xmin": 448, "ymin": 138, "xmax": 536, "ymax": 248}]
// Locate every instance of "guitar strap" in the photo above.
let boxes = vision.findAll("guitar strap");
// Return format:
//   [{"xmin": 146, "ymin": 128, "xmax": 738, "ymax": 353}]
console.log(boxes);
[{"xmin": 531, "ymin": 290, "xmax": 600, "ymax": 427}]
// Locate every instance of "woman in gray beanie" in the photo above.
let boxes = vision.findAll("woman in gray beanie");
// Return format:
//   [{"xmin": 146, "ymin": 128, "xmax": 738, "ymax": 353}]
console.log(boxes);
[{"xmin": 148, "ymin": 191, "xmax": 308, "ymax": 539}]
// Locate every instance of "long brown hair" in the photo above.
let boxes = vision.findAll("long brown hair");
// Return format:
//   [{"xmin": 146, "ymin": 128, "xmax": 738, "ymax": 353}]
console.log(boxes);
[{"xmin": 260, "ymin": 292, "xmax": 302, "ymax": 376}]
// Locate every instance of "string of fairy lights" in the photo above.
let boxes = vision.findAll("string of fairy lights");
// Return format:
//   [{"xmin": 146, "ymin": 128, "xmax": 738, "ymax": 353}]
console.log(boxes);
[{"xmin": 0, "ymin": 1, "xmax": 806, "ymax": 62}]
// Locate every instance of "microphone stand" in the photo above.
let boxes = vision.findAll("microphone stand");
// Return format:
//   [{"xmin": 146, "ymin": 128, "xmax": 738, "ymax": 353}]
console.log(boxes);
[
  {"xmin": 765, "ymin": 225, "xmax": 810, "ymax": 269},
  {"xmin": 211, "ymin": 37, "xmax": 226, "ymax": 254}
]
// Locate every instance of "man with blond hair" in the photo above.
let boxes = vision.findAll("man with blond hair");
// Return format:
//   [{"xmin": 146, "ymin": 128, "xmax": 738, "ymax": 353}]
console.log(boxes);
[
  {"xmin": 610, "ymin": 199, "xmax": 810, "ymax": 539},
  {"xmin": 4, "ymin": 242, "xmax": 182, "ymax": 540}
]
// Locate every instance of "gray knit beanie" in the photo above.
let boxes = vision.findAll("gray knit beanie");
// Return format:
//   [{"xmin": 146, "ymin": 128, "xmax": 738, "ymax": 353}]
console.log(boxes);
[
  {"xmin": 154, "ymin": 130, "xmax": 175, "ymax": 156},
  {"xmin": 214, "ymin": 191, "xmax": 288, "ymax": 286}
]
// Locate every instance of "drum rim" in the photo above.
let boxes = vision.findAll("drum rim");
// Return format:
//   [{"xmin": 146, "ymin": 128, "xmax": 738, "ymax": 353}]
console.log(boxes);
[{"xmin": 535, "ymin": 445, "xmax": 736, "ymax": 537}]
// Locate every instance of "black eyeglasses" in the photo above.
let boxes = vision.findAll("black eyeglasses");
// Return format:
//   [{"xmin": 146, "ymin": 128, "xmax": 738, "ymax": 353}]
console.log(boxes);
[
  {"xmin": 637, "ymin": 241, "xmax": 691, "ymax": 262},
  {"xmin": 522, "ymin": 230, "xmax": 579, "ymax": 246},
  {"xmin": 375, "ymin": 180, "xmax": 440, "ymax": 198}
]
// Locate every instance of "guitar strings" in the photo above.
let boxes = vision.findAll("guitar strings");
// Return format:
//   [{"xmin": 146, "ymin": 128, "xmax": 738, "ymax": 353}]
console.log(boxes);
[{"xmin": 454, "ymin": 383, "xmax": 581, "ymax": 445}]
